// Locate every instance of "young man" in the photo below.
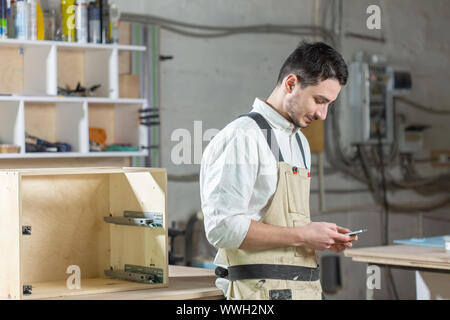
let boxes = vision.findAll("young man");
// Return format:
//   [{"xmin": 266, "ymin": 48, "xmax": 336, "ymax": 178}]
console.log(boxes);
[{"xmin": 200, "ymin": 42, "xmax": 358, "ymax": 300}]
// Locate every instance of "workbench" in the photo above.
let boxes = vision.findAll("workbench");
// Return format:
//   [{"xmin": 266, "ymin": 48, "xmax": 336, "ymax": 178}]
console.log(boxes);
[
  {"xmin": 345, "ymin": 245, "xmax": 450, "ymax": 300},
  {"xmin": 45, "ymin": 266, "xmax": 224, "ymax": 300}
]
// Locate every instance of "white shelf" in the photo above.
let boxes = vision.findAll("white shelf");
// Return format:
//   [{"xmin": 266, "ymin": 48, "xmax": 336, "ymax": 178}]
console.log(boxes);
[
  {"xmin": 0, "ymin": 151, "xmax": 149, "ymax": 159},
  {"xmin": 0, "ymin": 95, "xmax": 147, "ymax": 104},
  {"xmin": 0, "ymin": 39, "xmax": 146, "ymax": 52}
]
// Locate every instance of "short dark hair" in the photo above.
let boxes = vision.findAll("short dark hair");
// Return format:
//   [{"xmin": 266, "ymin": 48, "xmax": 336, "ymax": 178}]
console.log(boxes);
[{"xmin": 276, "ymin": 41, "xmax": 348, "ymax": 88}]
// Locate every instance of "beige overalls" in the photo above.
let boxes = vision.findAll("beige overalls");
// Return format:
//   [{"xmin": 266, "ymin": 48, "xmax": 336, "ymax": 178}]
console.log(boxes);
[{"xmin": 217, "ymin": 112, "xmax": 323, "ymax": 300}]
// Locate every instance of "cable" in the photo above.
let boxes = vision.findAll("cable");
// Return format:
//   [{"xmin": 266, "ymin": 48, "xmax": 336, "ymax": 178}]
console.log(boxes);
[
  {"xmin": 395, "ymin": 97, "xmax": 450, "ymax": 115},
  {"xmin": 121, "ymin": 13, "xmax": 337, "ymax": 42}
]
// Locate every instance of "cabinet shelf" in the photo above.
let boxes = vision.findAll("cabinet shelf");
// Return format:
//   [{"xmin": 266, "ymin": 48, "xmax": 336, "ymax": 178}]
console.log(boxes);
[{"xmin": 0, "ymin": 95, "xmax": 147, "ymax": 104}]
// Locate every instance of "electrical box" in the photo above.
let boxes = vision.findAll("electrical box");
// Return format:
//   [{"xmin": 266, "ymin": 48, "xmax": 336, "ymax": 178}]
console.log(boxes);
[
  {"xmin": 0, "ymin": 167, "xmax": 168, "ymax": 299},
  {"xmin": 398, "ymin": 124, "xmax": 429, "ymax": 154},
  {"xmin": 347, "ymin": 61, "xmax": 395, "ymax": 144},
  {"xmin": 344, "ymin": 53, "xmax": 412, "ymax": 147}
]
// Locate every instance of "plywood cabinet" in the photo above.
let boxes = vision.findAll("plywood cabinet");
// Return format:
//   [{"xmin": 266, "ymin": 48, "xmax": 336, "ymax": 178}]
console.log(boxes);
[{"xmin": 0, "ymin": 167, "xmax": 168, "ymax": 299}]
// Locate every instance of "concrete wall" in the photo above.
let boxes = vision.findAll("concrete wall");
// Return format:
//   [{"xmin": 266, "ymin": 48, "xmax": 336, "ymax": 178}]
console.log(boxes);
[{"xmin": 114, "ymin": 0, "xmax": 450, "ymax": 299}]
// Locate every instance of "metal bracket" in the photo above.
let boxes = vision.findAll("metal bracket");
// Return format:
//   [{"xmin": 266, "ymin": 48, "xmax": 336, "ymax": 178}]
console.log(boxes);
[
  {"xmin": 104, "ymin": 264, "xmax": 163, "ymax": 284},
  {"xmin": 23, "ymin": 285, "xmax": 32, "ymax": 295},
  {"xmin": 22, "ymin": 226, "xmax": 32, "ymax": 236},
  {"xmin": 104, "ymin": 211, "xmax": 163, "ymax": 228}
]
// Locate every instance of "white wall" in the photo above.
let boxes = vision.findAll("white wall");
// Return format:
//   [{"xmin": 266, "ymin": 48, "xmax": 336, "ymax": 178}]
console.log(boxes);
[{"xmin": 114, "ymin": 0, "xmax": 450, "ymax": 300}]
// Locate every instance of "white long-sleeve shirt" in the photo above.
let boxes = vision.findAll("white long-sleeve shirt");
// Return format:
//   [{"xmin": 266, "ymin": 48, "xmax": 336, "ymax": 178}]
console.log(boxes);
[{"xmin": 200, "ymin": 98, "xmax": 311, "ymax": 256}]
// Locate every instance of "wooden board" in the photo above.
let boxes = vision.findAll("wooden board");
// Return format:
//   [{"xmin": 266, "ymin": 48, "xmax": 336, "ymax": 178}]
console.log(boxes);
[
  {"xmin": 169, "ymin": 265, "xmax": 216, "ymax": 278},
  {"xmin": 119, "ymin": 22, "xmax": 132, "ymax": 75},
  {"xmin": 109, "ymin": 171, "xmax": 168, "ymax": 285},
  {"xmin": 0, "ymin": 167, "xmax": 154, "ymax": 175},
  {"xmin": 119, "ymin": 74, "xmax": 140, "ymax": 98},
  {"xmin": 345, "ymin": 245, "xmax": 450, "ymax": 270},
  {"xmin": 0, "ymin": 157, "xmax": 131, "ymax": 169},
  {"xmin": 25, "ymin": 103, "xmax": 56, "ymax": 142},
  {"xmin": 23, "ymin": 277, "xmax": 166, "ymax": 300},
  {"xmin": 88, "ymin": 104, "xmax": 115, "ymax": 145},
  {"xmin": 301, "ymin": 120, "xmax": 324, "ymax": 153},
  {"xmin": 0, "ymin": 172, "xmax": 21, "ymax": 299},
  {"xmin": 44, "ymin": 266, "xmax": 223, "ymax": 300},
  {"xmin": 119, "ymin": 22, "xmax": 131, "ymax": 46},
  {"xmin": 21, "ymin": 174, "xmax": 111, "ymax": 283},
  {"xmin": 57, "ymin": 50, "xmax": 85, "ymax": 89},
  {"xmin": 0, "ymin": 47, "xmax": 24, "ymax": 94}
]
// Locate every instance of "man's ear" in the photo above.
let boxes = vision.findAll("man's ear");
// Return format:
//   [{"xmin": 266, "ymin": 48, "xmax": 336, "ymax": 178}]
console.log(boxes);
[{"xmin": 284, "ymin": 74, "xmax": 297, "ymax": 93}]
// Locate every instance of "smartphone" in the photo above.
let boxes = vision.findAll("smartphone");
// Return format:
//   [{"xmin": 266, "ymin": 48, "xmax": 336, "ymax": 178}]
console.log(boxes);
[{"xmin": 345, "ymin": 229, "xmax": 368, "ymax": 236}]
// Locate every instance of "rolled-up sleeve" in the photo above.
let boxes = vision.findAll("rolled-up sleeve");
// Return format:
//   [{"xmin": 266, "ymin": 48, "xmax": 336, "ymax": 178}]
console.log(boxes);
[{"xmin": 200, "ymin": 129, "xmax": 259, "ymax": 249}]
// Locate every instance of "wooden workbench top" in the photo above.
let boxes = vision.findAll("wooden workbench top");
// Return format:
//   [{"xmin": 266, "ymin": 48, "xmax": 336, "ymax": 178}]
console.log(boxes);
[
  {"xmin": 345, "ymin": 245, "xmax": 450, "ymax": 271},
  {"xmin": 46, "ymin": 265, "xmax": 224, "ymax": 300}
]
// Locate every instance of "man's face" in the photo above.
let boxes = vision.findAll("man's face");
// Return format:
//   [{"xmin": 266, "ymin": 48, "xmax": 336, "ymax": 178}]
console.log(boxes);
[{"xmin": 284, "ymin": 75, "xmax": 342, "ymax": 128}]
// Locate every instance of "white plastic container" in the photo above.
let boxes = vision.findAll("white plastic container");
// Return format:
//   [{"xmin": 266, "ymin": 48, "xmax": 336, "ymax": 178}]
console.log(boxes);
[
  {"xmin": 15, "ymin": 0, "xmax": 27, "ymax": 39},
  {"xmin": 75, "ymin": 0, "xmax": 87, "ymax": 43},
  {"xmin": 27, "ymin": 0, "xmax": 36, "ymax": 40}
]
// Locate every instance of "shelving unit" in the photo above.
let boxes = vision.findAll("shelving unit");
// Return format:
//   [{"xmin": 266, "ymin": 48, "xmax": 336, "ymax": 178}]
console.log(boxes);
[{"xmin": 0, "ymin": 38, "xmax": 148, "ymax": 160}]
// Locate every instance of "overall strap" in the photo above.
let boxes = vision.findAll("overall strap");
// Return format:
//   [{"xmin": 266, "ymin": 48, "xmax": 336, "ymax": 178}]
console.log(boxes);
[
  {"xmin": 295, "ymin": 133, "xmax": 308, "ymax": 170},
  {"xmin": 240, "ymin": 112, "xmax": 309, "ymax": 170},
  {"xmin": 239, "ymin": 112, "xmax": 284, "ymax": 162}
]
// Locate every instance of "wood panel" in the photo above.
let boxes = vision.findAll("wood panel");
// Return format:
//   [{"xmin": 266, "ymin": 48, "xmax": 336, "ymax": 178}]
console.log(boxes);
[
  {"xmin": 119, "ymin": 74, "xmax": 140, "ymax": 98},
  {"xmin": 345, "ymin": 245, "xmax": 450, "ymax": 270},
  {"xmin": 88, "ymin": 104, "xmax": 115, "ymax": 145},
  {"xmin": 109, "ymin": 170, "xmax": 168, "ymax": 285},
  {"xmin": 0, "ymin": 157, "xmax": 131, "ymax": 169},
  {"xmin": 21, "ymin": 174, "xmax": 111, "ymax": 283},
  {"xmin": 169, "ymin": 265, "xmax": 215, "ymax": 278},
  {"xmin": 24, "ymin": 103, "xmax": 56, "ymax": 142},
  {"xmin": 0, "ymin": 172, "xmax": 21, "ymax": 299},
  {"xmin": 24, "ymin": 277, "xmax": 166, "ymax": 300},
  {"xmin": 119, "ymin": 22, "xmax": 131, "ymax": 75},
  {"xmin": 301, "ymin": 120, "xmax": 324, "ymax": 153},
  {"xmin": 57, "ymin": 50, "xmax": 85, "ymax": 90},
  {"xmin": 0, "ymin": 47, "xmax": 24, "ymax": 94},
  {"xmin": 44, "ymin": 266, "xmax": 222, "ymax": 300},
  {"xmin": 119, "ymin": 22, "xmax": 131, "ymax": 45}
]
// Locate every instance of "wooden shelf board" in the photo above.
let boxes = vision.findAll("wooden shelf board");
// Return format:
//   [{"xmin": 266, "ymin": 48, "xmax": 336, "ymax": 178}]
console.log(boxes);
[
  {"xmin": 345, "ymin": 245, "xmax": 450, "ymax": 270},
  {"xmin": 23, "ymin": 277, "xmax": 166, "ymax": 300},
  {"xmin": 0, "ymin": 151, "xmax": 148, "ymax": 159},
  {"xmin": 0, "ymin": 167, "xmax": 165, "ymax": 176}
]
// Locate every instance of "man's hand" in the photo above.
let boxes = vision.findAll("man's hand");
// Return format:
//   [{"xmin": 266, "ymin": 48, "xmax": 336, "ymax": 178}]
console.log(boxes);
[
  {"xmin": 296, "ymin": 222, "xmax": 358, "ymax": 251},
  {"xmin": 329, "ymin": 226, "xmax": 358, "ymax": 252}
]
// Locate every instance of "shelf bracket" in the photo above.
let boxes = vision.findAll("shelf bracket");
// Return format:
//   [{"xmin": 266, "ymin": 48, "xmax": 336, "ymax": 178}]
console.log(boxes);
[
  {"xmin": 104, "ymin": 210, "xmax": 163, "ymax": 228},
  {"xmin": 23, "ymin": 285, "xmax": 32, "ymax": 296},
  {"xmin": 22, "ymin": 226, "xmax": 32, "ymax": 236},
  {"xmin": 104, "ymin": 264, "xmax": 163, "ymax": 284}
]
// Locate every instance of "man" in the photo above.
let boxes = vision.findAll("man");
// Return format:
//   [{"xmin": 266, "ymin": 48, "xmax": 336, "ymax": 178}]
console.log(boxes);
[{"xmin": 200, "ymin": 41, "xmax": 358, "ymax": 300}]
